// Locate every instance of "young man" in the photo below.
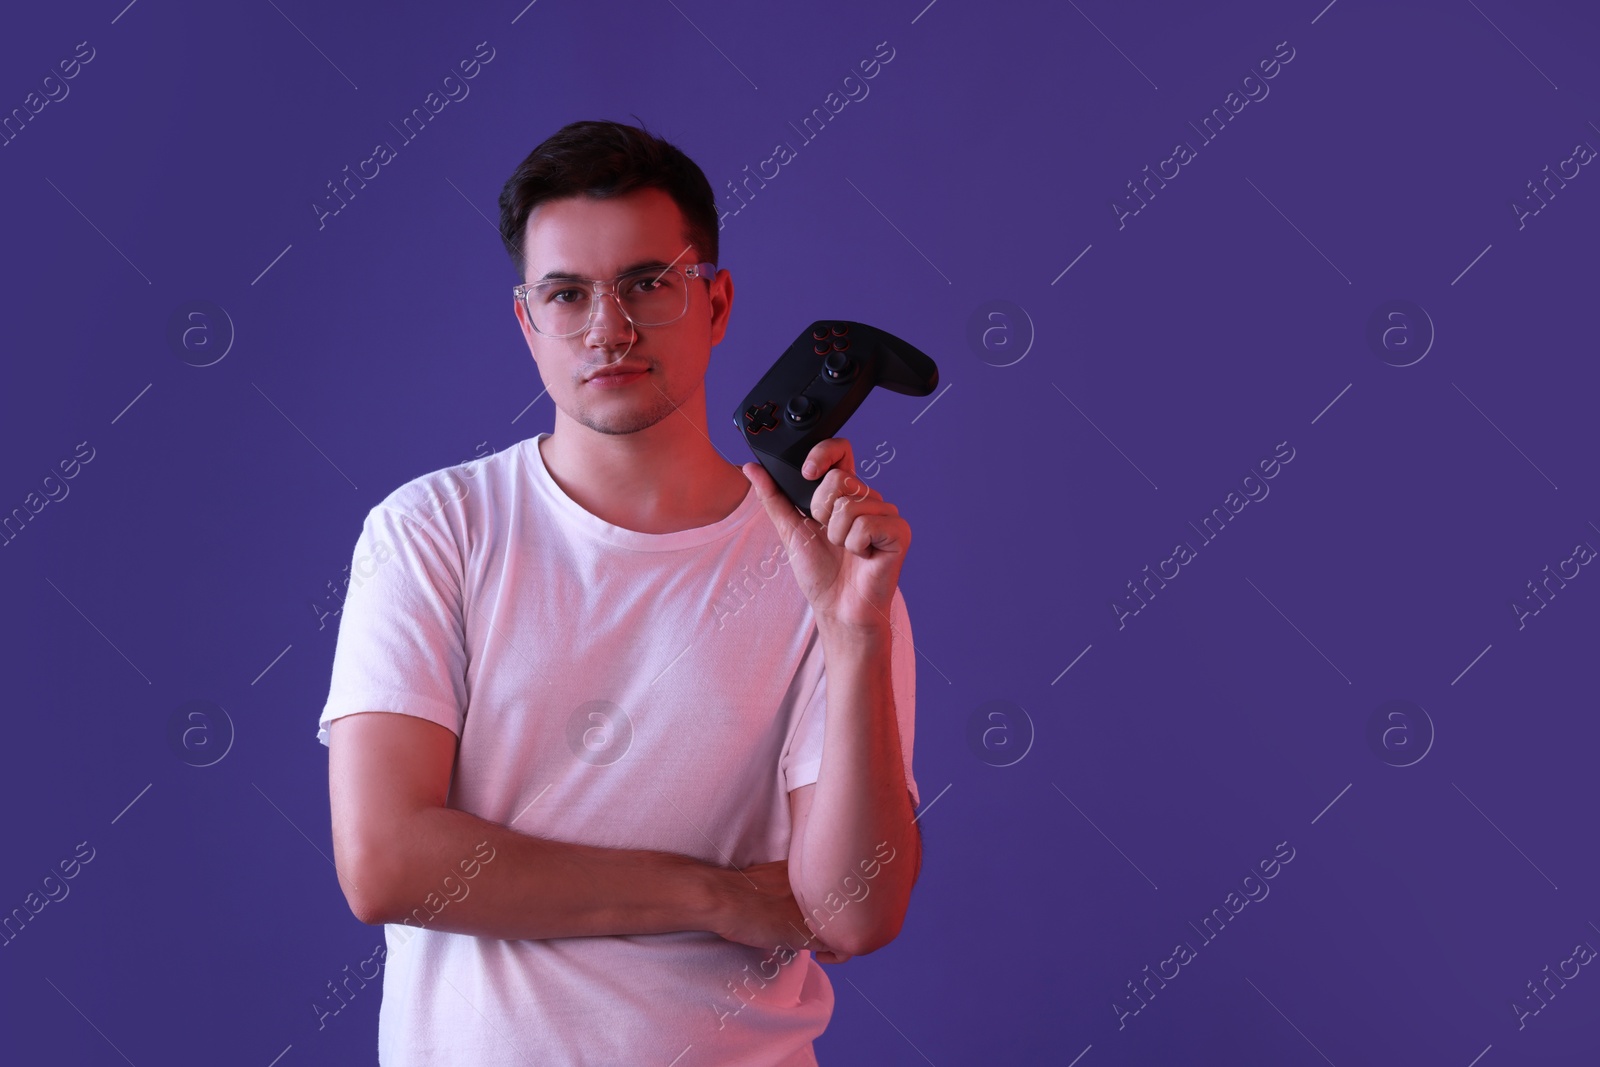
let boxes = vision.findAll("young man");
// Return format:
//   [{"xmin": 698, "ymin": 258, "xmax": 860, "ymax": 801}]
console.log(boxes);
[{"xmin": 319, "ymin": 119, "xmax": 921, "ymax": 1065}]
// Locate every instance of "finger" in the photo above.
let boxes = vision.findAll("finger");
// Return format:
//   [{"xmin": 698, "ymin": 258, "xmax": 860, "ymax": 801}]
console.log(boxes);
[
  {"xmin": 740, "ymin": 461, "xmax": 809, "ymax": 543},
  {"xmin": 801, "ymin": 437, "xmax": 855, "ymax": 483},
  {"xmin": 828, "ymin": 499, "xmax": 900, "ymax": 550},
  {"xmin": 811, "ymin": 468, "xmax": 881, "ymax": 526},
  {"xmin": 846, "ymin": 513, "xmax": 908, "ymax": 557}
]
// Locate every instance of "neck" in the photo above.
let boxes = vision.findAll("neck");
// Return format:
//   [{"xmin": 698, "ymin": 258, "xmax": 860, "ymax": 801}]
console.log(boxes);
[{"xmin": 538, "ymin": 390, "xmax": 749, "ymax": 534}]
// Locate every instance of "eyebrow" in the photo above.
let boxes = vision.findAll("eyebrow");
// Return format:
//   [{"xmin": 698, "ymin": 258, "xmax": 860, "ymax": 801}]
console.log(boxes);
[{"xmin": 535, "ymin": 259, "xmax": 675, "ymax": 282}]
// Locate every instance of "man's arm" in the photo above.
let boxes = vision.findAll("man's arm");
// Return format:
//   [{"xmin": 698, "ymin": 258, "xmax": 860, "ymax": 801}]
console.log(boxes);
[
  {"xmin": 785, "ymin": 623, "xmax": 922, "ymax": 958},
  {"xmin": 329, "ymin": 711, "xmax": 786, "ymax": 941}
]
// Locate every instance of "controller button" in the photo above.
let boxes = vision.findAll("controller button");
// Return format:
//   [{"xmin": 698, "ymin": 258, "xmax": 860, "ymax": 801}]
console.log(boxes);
[
  {"xmin": 812, "ymin": 328, "xmax": 831, "ymax": 341},
  {"xmin": 813, "ymin": 342, "xmax": 831, "ymax": 355},
  {"xmin": 830, "ymin": 337, "xmax": 850, "ymax": 351},
  {"xmin": 830, "ymin": 324, "xmax": 848, "ymax": 336},
  {"xmin": 785, "ymin": 395, "xmax": 819, "ymax": 424},
  {"xmin": 743, "ymin": 400, "xmax": 780, "ymax": 434}
]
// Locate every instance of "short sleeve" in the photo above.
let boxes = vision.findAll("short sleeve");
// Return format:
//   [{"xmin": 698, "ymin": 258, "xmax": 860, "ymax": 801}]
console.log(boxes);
[
  {"xmin": 781, "ymin": 588, "xmax": 919, "ymax": 808},
  {"xmin": 317, "ymin": 504, "xmax": 469, "ymax": 747}
]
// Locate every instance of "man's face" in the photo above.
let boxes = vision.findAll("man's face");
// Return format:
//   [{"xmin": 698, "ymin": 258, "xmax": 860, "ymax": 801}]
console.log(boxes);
[{"xmin": 513, "ymin": 187, "xmax": 732, "ymax": 437}]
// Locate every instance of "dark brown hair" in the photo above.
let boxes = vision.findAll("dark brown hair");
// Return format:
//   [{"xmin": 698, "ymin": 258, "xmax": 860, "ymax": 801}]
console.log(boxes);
[{"xmin": 496, "ymin": 118, "xmax": 718, "ymax": 279}]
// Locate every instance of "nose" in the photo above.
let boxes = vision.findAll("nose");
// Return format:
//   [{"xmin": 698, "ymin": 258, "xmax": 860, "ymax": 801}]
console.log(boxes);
[{"xmin": 582, "ymin": 287, "xmax": 637, "ymax": 346}]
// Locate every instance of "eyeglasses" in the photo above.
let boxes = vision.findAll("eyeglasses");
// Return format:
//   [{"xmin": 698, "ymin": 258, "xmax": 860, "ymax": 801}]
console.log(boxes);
[{"xmin": 514, "ymin": 262, "xmax": 717, "ymax": 338}]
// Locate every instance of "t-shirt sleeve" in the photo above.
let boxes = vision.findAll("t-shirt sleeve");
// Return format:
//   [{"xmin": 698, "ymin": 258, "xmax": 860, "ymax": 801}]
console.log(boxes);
[
  {"xmin": 781, "ymin": 587, "xmax": 919, "ymax": 808},
  {"xmin": 317, "ymin": 503, "xmax": 469, "ymax": 747}
]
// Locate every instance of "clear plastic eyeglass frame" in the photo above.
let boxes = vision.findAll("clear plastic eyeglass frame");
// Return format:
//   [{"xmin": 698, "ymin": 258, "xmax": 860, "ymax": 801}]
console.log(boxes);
[{"xmin": 514, "ymin": 262, "xmax": 718, "ymax": 338}]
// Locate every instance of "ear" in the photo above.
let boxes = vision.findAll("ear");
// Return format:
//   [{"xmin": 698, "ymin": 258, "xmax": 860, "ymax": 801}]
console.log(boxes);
[
  {"xmin": 707, "ymin": 268, "xmax": 734, "ymax": 347},
  {"xmin": 513, "ymin": 298, "xmax": 542, "ymax": 362}
]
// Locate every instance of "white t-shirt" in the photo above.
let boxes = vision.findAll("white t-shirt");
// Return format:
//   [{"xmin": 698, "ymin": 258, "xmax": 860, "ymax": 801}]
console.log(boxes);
[{"xmin": 318, "ymin": 432, "xmax": 918, "ymax": 1066}]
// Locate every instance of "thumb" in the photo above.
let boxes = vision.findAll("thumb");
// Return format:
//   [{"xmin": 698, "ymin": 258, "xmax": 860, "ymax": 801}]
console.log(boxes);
[{"xmin": 741, "ymin": 461, "xmax": 807, "ymax": 541}]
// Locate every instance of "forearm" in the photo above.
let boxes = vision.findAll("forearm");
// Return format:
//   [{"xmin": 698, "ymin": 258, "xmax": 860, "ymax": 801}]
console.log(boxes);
[
  {"xmin": 360, "ymin": 803, "xmax": 723, "ymax": 940},
  {"xmin": 793, "ymin": 624, "xmax": 920, "ymax": 956}
]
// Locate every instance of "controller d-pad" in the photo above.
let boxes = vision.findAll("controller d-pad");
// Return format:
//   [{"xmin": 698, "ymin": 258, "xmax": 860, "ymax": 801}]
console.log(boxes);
[{"xmin": 743, "ymin": 400, "xmax": 779, "ymax": 434}]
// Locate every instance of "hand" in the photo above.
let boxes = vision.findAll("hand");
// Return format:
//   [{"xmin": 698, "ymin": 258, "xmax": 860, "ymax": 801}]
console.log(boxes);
[
  {"xmin": 711, "ymin": 859, "xmax": 852, "ymax": 964},
  {"xmin": 741, "ymin": 438, "xmax": 910, "ymax": 635}
]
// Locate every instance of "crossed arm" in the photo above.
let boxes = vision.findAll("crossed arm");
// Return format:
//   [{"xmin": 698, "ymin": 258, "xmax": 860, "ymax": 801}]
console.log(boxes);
[{"xmin": 328, "ymin": 692, "xmax": 920, "ymax": 956}]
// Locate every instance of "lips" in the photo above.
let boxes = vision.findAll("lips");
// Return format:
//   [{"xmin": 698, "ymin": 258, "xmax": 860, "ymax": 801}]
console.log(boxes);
[{"xmin": 586, "ymin": 364, "xmax": 648, "ymax": 381}]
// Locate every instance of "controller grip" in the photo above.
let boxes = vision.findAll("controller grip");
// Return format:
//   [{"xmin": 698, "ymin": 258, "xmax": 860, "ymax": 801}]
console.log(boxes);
[
  {"xmin": 876, "ymin": 340, "xmax": 940, "ymax": 396},
  {"xmin": 764, "ymin": 458, "xmax": 825, "ymax": 520}
]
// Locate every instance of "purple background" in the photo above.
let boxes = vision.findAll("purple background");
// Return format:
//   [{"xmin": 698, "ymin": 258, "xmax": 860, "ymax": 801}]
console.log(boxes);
[{"xmin": 3, "ymin": 0, "xmax": 1597, "ymax": 1063}]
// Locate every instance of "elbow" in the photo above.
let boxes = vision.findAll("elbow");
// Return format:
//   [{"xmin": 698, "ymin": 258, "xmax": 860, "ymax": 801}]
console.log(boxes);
[
  {"xmin": 827, "ymin": 909, "xmax": 907, "ymax": 958},
  {"xmin": 342, "ymin": 870, "xmax": 389, "ymax": 926},
  {"xmin": 336, "ymin": 845, "xmax": 396, "ymax": 926}
]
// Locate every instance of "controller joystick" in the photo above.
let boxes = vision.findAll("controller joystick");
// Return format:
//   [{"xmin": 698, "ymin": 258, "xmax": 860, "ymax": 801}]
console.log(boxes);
[{"xmin": 734, "ymin": 320, "xmax": 939, "ymax": 519}]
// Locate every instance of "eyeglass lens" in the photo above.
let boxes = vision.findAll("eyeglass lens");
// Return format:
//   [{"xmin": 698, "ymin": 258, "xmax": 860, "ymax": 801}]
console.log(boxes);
[{"xmin": 527, "ymin": 267, "xmax": 689, "ymax": 336}]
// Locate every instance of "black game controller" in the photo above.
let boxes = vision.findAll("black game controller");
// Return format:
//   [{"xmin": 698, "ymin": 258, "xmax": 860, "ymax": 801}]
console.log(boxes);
[{"xmin": 734, "ymin": 320, "xmax": 939, "ymax": 519}]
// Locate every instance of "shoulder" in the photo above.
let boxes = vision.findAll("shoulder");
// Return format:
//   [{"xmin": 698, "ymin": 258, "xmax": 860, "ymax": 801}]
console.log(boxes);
[{"xmin": 369, "ymin": 439, "xmax": 527, "ymax": 534}]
